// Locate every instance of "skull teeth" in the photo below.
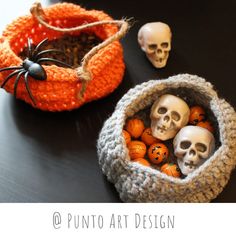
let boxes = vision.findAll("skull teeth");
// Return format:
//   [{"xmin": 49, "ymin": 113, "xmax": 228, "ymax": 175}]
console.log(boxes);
[
  {"xmin": 184, "ymin": 162, "xmax": 196, "ymax": 169},
  {"xmin": 157, "ymin": 126, "xmax": 167, "ymax": 132},
  {"xmin": 155, "ymin": 58, "xmax": 165, "ymax": 63}
]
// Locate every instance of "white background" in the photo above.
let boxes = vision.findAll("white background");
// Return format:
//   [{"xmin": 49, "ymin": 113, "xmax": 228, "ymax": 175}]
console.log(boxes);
[
  {"xmin": 0, "ymin": 203, "xmax": 235, "ymax": 236},
  {"xmin": 0, "ymin": 0, "xmax": 51, "ymax": 32}
]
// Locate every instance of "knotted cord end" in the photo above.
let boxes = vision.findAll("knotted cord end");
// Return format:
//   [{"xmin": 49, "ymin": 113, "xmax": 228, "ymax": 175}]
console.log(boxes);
[
  {"xmin": 30, "ymin": 2, "xmax": 46, "ymax": 20},
  {"xmin": 77, "ymin": 67, "xmax": 92, "ymax": 100}
]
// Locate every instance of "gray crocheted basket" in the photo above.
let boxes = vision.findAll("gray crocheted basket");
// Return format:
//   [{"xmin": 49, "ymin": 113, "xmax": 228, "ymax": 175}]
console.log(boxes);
[{"xmin": 97, "ymin": 74, "xmax": 236, "ymax": 202}]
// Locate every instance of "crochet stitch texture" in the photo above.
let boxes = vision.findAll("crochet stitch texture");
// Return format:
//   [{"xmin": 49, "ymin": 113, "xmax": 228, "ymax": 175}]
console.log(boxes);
[
  {"xmin": 0, "ymin": 3, "xmax": 124, "ymax": 111},
  {"xmin": 97, "ymin": 74, "xmax": 236, "ymax": 202}
]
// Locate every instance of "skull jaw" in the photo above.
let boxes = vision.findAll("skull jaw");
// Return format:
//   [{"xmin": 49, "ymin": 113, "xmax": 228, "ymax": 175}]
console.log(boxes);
[
  {"xmin": 177, "ymin": 155, "xmax": 206, "ymax": 175},
  {"xmin": 151, "ymin": 120, "xmax": 178, "ymax": 141},
  {"xmin": 177, "ymin": 158, "xmax": 197, "ymax": 175},
  {"xmin": 147, "ymin": 53, "xmax": 169, "ymax": 68}
]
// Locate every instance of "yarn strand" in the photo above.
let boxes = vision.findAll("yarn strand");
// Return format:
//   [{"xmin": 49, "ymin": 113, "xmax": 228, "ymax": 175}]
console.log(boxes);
[{"xmin": 30, "ymin": 2, "xmax": 130, "ymax": 98}]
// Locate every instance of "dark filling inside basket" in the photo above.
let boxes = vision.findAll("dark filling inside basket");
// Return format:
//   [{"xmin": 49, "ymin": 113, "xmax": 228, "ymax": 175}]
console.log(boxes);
[
  {"xmin": 19, "ymin": 33, "xmax": 102, "ymax": 68},
  {"xmin": 125, "ymin": 87, "xmax": 221, "ymax": 178}
]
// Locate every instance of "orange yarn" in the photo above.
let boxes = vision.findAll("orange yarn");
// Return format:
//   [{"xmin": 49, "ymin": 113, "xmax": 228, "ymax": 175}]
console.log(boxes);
[{"xmin": 0, "ymin": 3, "xmax": 125, "ymax": 111}]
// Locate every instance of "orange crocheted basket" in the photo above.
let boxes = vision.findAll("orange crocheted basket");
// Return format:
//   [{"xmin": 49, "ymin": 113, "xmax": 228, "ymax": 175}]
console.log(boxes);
[{"xmin": 0, "ymin": 2, "xmax": 128, "ymax": 111}]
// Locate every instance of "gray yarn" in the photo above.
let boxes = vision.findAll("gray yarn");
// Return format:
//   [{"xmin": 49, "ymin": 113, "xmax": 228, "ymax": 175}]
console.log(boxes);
[{"xmin": 97, "ymin": 74, "xmax": 236, "ymax": 202}]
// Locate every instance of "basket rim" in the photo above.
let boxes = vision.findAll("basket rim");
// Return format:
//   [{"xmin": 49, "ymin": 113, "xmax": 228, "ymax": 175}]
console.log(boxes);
[
  {"xmin": 0, "ymin": 2, "xmax": 121, "ymax": 83},
  {"xmin": 100, "ymin": 73, "xmax": 235, "ymax": 186}
]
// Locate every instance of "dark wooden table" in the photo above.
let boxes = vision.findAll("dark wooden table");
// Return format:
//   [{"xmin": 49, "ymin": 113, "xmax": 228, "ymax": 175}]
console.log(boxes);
[{"xmin": 0, "ymin": 0, "xmax": 235, "ymax": 202}]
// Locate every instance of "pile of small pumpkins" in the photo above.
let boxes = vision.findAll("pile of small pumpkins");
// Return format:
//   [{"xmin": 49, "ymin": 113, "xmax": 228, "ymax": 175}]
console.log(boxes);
[{"xmin": 123, "ymin": 106, "xmax": 214, "ymax": 178}]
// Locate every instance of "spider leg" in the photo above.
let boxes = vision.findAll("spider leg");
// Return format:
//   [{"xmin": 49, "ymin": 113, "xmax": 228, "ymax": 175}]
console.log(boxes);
[
  {"xmin": 0, "ymin": 66, "xmax": 22, "ymax": 73},
  {"xmin": 24, "ymin": 71, "xmax": 36, "ymax": 105},
  {"xmin": 35, "ymin": 49, "xmax": 66, "ymax": 61},
  {"xmin": 37, "ymin": 58, "xmax": 72, "ymax": 68},
  {"xmin": 13, "ymin": 70, "xmax": 26, "ymax": 97},
  {"xmin": 27, "ymin": 38, "xmax": 33, "ymax": 58},
  {"xmin": 32, "ymin": 38, "xmax": 48, "ymax": 58},
  {"xmin": 1, "ymin": 69, "xmax": 24, "ymax": 88}
]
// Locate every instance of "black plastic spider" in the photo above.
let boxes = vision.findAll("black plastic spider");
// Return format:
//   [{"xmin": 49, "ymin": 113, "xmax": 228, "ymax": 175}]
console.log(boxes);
[{"xmin": 0, "ymin": 38, "xmax": 72, "ymax": 105}]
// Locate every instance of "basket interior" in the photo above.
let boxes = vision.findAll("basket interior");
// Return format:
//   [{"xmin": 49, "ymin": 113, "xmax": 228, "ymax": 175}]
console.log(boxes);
[
  {"xmin": 125, "ymin": 86, "xmax": 221, "ymax": 178},
  {"xmin": 18, "ymin": 33, "xmax": 102, "ymax": 68},
  {"xmin": 7, "ymin": 16, "xmax": 108, "ymax": 56}
]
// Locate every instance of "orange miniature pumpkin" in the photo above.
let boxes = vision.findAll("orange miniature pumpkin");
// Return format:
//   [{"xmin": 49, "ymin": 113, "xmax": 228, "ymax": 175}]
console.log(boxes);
[
  {"xmin": 189, "ymin": 106, "xmax": 206, "ymax": 125},
  {"xmin": 125, "ymin": 118, "xmax": 145, "ymax": 139},
  {"xmin": 122, "ymin": 130, "xmax": 131, "ymax": 144},
  {"xmin": 141, "ymin": 128, "xmax": 159, "ymax": 146},
  {"xmin": 161, "ymin": 163, "xmax": 181, "ymax": 178},
  {"xmin": 127, "ymin": 141, "xmax": 147, "ymax": 160},
  {"xmin": 197, "ymin": 121, "xmax": 214, "ymax": 133},
  {"xmin": 147, "ymin": 143, "xmax": 169, "ymax": 164},
  {"xmin": 133, "ymin": 158, "xmax": 151, "ymax": 167}
]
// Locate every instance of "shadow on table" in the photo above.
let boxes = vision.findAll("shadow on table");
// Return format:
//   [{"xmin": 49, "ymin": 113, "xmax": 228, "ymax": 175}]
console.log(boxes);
[{"xmin": 9, "ymin": 68, "xmax": 134, "ymax": 157}]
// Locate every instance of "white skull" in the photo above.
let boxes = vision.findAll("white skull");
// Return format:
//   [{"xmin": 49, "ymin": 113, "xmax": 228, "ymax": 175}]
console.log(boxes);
[
  {"xmin": 150, "ymin": 94, "xmax": 190, "ymax": 141},
  {"xmin": 138, "ymin": 22, "xmax": 172, "ymax": 68},
  {"xmin": 173, "ymin": 126, "xmax": 215, "ymax": 175}
]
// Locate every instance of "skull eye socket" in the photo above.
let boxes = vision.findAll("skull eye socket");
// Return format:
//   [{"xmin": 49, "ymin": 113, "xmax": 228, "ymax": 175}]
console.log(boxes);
[
  {"xmin": 171, "ymin": 111, "xmax": 181, "ymax": 121},
  {"xmin": 158, "ymin": 107, "xmax": 167, "ymax": 114},
  {"xmin": 180, "ymin": 141, "xmax": 191, "ymax": 149},
  {"xmin": 161, "ymin": 42, "xmax": 169, "ymax": 48},
  {"xmin": 148, "ymin": 44, "xmax": 157, "ymax": 51},
  {"xmin": 195, "ymin": 143, "xmax": 207, "ymax": 152}
]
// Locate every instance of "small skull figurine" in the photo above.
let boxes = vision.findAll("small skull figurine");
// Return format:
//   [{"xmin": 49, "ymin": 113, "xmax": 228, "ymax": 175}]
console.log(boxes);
[
  {"xmin": 173, "ymin": 126, "xmax": 215, "ymax": 175},
  {"xmin": 150, "ymin": 94, "xmax": 190, "ymax": 141},
  {"xmin": 138, "ymin": 22, "xmax": 172, "ymax": 68}
]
